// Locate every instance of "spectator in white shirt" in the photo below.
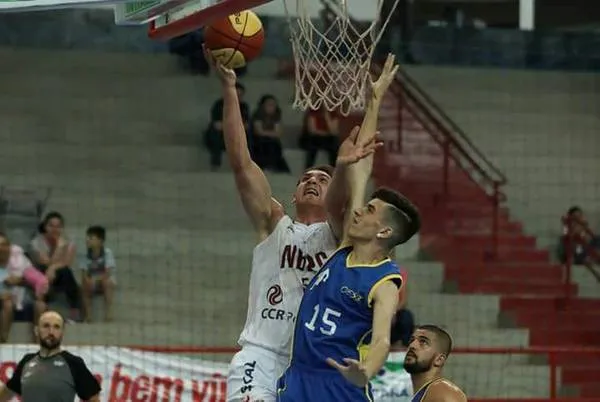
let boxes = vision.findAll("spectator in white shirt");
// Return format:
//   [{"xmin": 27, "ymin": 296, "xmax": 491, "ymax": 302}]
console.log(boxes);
[
  {"xmin": 0, "ymin": 232, "xmax": 48, "ymax": 342},
  {"xmin": 80, "ymin": 226, "xmax": 116, "ymax": 322},
  {"xmin": 29, "ymin": 212, "xmax": 81, "ymax": 321}
]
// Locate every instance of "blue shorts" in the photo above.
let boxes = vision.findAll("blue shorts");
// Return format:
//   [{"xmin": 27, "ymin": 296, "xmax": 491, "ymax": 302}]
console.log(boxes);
[{"xmin": 276, "ymin": 364, "xmax": 373, "ymax": 402}]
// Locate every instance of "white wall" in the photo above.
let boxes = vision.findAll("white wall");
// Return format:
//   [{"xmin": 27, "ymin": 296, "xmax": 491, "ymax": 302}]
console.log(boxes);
[{"xmin": 254, "ymin": 0, "xmax": 379, "ymax": 20}]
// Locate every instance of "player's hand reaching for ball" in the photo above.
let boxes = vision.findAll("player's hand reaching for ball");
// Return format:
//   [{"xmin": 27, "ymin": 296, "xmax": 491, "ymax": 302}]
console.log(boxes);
[
  {"xmin": 326, "ymin": 357, "xmax": 370, "ymax": 387},
  {"xmin": 370, "ymin": 53, "xmax": 399, "ymax": 101},
  {"xmin": 203, "ymin": 44, "xmax": 237, "ymax": 88},
  {"xmin": 336, "ymin": 126, "xmax": 383, "ymax": 166}
]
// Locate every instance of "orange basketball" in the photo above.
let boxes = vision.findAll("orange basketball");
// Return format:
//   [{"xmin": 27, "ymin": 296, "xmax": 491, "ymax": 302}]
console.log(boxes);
[{"xmin": 204, "ymin": 10, "xmax": 264, "ymax": 69}]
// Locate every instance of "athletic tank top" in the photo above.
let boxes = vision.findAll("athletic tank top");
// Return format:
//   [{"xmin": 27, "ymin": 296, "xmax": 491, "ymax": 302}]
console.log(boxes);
[
  {"xmin": 238, "ymin": 215, "xmax": 337, "ymax": 355},
  {"xmin": 290, "ymin": 247, "xmax": 403, "ymax": 370},
  {"xmin": 411, "ymin": 379, "xmax": 441, "ymax": 402}
]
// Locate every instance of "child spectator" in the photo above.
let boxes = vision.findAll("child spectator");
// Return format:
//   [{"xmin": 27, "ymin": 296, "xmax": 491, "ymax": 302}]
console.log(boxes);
[
  {"xmin": 80, "ymin": 226, "xmax": 116, "ymax": 322},
  {"xmin": 29, "ymin": 211, "xmax": 81, "ymax": 321},
  {"xmin": 0, "ymin": 232, "xmax": 48, "ymax": 341}
]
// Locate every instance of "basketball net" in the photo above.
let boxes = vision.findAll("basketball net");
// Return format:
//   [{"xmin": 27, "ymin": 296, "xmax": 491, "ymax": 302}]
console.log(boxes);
[{"xmin": 283, "ymin": 0, "xmax": 399, "ymax": 115}]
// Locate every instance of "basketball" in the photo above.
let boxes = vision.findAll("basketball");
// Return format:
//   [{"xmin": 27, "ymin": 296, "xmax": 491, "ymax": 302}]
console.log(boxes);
[{"xmin": 204, "ymin": 10, "xmax": 265, "ymax": 69}]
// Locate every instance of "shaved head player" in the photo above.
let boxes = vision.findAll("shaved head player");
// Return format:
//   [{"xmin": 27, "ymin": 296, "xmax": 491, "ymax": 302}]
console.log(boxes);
[
  {"xmin": 207, "ymin": 49, "xmax": 399, "ymax": 402},
  {"xmin": 404, "ymin": 325, "xmax": 467, "ymax": 402}
]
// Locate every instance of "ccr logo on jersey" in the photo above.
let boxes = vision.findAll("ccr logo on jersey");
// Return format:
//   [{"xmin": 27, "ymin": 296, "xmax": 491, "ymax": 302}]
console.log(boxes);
[
  {"xmin": 267, "ymin": 285, "xmax": 283, "ymax": 306},
  {"xmin": 262, "ymin": 285, "xmax": 294, "ymax": 321}
]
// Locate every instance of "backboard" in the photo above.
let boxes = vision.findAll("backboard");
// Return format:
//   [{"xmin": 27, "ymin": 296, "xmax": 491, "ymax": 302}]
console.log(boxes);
[{"xmin": 147, "ymin": 0, "xmax": 273, "ymax": 40}]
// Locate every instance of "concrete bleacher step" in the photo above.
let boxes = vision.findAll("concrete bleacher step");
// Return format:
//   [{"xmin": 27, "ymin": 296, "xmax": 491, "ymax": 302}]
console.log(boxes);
[
  {"xmin": 0, "ymin": 48, "xmax": 180, "ymax": 76},
  {"xmin": 0, "ymin": 144, "xmax": 203, "ymax": 173},
  {"xmin": 0, "ymin": 114, "xmax": 200, "ymax": 146}
]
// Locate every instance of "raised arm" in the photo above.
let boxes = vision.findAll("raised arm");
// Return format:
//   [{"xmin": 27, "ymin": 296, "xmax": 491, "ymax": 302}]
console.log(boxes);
[
  {"xmin": 326, "ymin": 55, "xmax": 399, "ymax": 239},
  {"xmin": 207, "ymin": 50, "xmax": 281, "ymax": 240}
]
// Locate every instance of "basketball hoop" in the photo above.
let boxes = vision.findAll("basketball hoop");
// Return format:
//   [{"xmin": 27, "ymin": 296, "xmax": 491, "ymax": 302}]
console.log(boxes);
[{"xmin": 283, "ymin": 0, "xmax": 399, "ymax": 115}]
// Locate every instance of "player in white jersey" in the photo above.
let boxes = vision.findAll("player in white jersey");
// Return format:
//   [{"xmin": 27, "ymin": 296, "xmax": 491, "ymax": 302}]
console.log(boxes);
[{"xmin": 206, "ymin": 48, "xmax": 399, "ymax": 402}]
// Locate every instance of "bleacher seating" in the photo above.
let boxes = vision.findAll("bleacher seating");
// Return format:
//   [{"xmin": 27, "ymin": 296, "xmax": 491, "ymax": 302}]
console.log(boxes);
[{"xmin": 0, "ymin": 47, "xmax": 599, "ymax": 398}]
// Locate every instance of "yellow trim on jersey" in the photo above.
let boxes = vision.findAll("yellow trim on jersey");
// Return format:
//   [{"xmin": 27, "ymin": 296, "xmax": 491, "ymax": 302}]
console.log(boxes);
[
  {"xmin": 355, "ymin": 329, "xmax": 374, "ymax": 402},
  {"xmin": 415, "ymin": 378, "xmax": 443, "ymax": 402},
  {"xmin": 345, "ymin": 252, "xmax": 391, "ymax": 269},
  {"xmin": 367, "ymin": 274, "xmax": 403, "ymax": 307}
]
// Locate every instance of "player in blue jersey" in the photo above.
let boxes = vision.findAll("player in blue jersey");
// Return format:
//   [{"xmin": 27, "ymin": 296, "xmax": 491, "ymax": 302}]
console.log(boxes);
[
  {"xmin": 404, "ymin": 325, "xmax": 466, "ymax": 402},
  {"xmin": 276, "ymin": 74, "xmax": 421, "ymax": 399}
]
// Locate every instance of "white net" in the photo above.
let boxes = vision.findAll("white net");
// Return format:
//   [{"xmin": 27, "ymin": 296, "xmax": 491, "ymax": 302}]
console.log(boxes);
[{"xmin": 283, "ymin": 0, "xmax": 399, "ymax": 115}]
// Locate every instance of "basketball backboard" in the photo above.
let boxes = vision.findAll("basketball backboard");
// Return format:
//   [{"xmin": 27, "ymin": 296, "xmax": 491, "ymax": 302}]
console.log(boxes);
[
  {"xmin": 0, "ymin": 0, "xmax": 125, "ymax": 11},
  {"xmin": 147, "ymin": 0, "xmax": 273, "ymax": 40}
]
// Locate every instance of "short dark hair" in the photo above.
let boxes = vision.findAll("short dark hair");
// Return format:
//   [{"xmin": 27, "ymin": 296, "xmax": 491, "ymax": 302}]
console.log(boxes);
[
  {"xmin": 86, "ymin": 225, "xmax": 106, "ymax": 241},
  {"xmin": 297, "ymin": 165, "xmax": 334, "ymax": 185},
  {"xmin": 371, "ymin": 187, "xmax": 420, "ymax": 247},
  {"xmin": 38, "ymin": 211, "xmax": 65, "ymax": 234},
  {"xmin": 567, "ymin": 206, "xmax": 582, "ymax": 216},
  {"xmin": 303, "ymin": 164, "xmax": 334, "ymax": 177},
  {"xmin": 418, "ymin": 324, "xmax": 453, "ymax": 357}
]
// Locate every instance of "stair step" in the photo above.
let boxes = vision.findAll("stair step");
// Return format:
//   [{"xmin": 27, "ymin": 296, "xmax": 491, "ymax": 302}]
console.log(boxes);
[
  {"xmin": 514, "ymin": 312, "xmax": 600, "ymax": 330},
  {"xmin": 458, "ymin": 282, "xmax": 576, "ymax": 297},
  {"xmin": 562, "ymin": 366, "xmax": 600, "ymax": 384},
  {"xmin": 578, "ymin": 383, "xmax": 600, "ymax": 397},
  {"xmin": 446, "ymin": 234, "xmax": 536, "ymax": 248},
  {"xmin": 530, "ymin": 329, "xmax": 600, "ymax": 347},
  {"xmin": 447, "ymin": 269, "xmax": 564, "ymax": 283},
  {"xmin": 500, "ymin": 297, "xmax": 600, "ymax": 311}
]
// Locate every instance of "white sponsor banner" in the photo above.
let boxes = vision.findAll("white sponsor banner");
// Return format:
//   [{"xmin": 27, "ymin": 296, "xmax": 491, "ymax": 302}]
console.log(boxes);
[
  {"xmin": 0, "ymin": 345, "xmax": 412, "ymax": 401},
  {"xmin": 374, "ymin": 351, "xmax": 413, "ymax": 402}
]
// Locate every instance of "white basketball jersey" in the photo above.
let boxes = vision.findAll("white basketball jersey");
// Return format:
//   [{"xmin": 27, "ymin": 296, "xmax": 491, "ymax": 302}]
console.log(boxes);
[{"xmin": 238, "ymin": 215, "xmax": 337, "ymax": 356}]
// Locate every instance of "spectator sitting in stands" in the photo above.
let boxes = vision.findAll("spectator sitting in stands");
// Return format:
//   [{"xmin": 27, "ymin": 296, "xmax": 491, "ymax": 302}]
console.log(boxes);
[
  {"xmin": 29, "ymin": 212, "xmax": 82, "ymax": 321},
  {"xmin": 301, "ymin": 107, "xmax": 340, "ymax": 169},
  {"xmin": 559, "ymin": 206, "xmax": 600, "ymax": 282},
  {"xmin": 0, "ymin": 232, "xmax": 48, "ymax": 342},
  {"xmin": 204, "ymin": 82, "xmax": 250, "ymax": 170},
  {"xmin": 80, "ymin": 226, "xmax": 116, "ymax": 322},
  {"xmin": 251, "ymin": 94, "xmax": 290, "ymax": 173},
  {"xmin": 390, "ymin": 307, "xmax": 416, "ymax": 348}
]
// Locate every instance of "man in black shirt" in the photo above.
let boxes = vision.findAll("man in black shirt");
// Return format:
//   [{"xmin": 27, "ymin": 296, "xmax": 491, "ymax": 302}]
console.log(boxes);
[
  {"xmin": 0, "ymin": 310, "xmax": 101, "ymax": 402},
  {"xmin": 204, "ymin": 82, "xmax": 250, "ymax": 170}
]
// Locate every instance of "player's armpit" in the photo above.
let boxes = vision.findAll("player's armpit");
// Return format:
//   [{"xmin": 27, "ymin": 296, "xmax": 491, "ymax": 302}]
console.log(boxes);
[{"xmin": 364, "ymin": 279, "xmax": 400, "ymax": 379}]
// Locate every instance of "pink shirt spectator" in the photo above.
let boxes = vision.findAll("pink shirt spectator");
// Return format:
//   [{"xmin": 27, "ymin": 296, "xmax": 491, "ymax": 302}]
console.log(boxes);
[{"xmin": 6, "ymin": 245, "xmax": 48, "ymax": 298}]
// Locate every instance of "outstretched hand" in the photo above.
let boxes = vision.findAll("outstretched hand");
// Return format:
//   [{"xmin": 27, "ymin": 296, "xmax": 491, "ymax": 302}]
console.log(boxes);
[
  {"xmin": 370, "ymin": 53, "xmax": 399, "ymax": 101},
  {"xmin": 203, "ymin": 44, "xmax": 237, "ymax": 88},
  {"xmin": 326, "ymin": 357, "xmax": 370, "ymax": 387},
  {"xmin": 336, "ymin": 126, "xmax": 383, "ymax": 166}
]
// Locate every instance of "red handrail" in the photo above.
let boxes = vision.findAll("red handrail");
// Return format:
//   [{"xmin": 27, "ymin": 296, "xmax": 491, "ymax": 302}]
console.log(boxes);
[
  {"xmin": 127, "ymin": 345, "xmax": 600, "ymax": 400},
  {"xmin": 561, "ymin": 214, "xmax": 600, "ymax": 300},
  {"xmin": 372, "ymin": 63, "xmax": 507, "ymax": 256}
]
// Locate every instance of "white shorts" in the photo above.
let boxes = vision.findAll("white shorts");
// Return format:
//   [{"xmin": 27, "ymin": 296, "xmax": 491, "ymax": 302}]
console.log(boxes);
[{"xmin": 227, "ymin": 344, "xmax": 288, "ymax": 402}]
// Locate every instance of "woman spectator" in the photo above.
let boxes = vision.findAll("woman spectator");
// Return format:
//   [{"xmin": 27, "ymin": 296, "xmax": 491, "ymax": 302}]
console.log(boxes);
[
  {"xmin": 302, "ymin": 108, "xmax": 339, "ymax": 169},
  {"xmin": 29, "ymin": 212, "xmax": 82, "ymax": 321},
  {"xmin": 251, "ymin": 95, "xmax": 290, "ymax": 173}
]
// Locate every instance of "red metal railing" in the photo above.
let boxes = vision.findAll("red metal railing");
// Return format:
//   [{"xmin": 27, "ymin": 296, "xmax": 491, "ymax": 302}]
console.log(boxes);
[
  {"xmin": 372, "ymin": 63, "xmax": 507, "ymax": 257},
  {"xmin": 129, "ymin": 345, "xmax": 600, "ymax": 401},
  {"xmin": 561, "ymin": 214, "xmax": 600, "ymax": 300}
]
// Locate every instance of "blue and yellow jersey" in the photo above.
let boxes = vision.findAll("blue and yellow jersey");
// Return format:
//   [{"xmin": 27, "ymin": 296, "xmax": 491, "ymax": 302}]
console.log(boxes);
[{"xmin": 290, "ymin": 246, "xmax": 403, "ymax": 370}]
